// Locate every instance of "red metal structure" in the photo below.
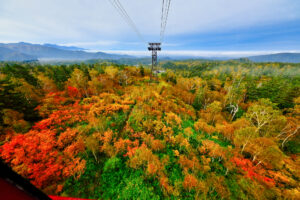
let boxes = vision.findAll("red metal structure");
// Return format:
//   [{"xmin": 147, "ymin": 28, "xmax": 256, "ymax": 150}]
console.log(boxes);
[
  {"xmin": 50, "ymin": 196, "xmax": 92, "ymax": 200},
  {"xmin": 0, "ymin": 160, "xmax": 93, "ymax": 200}
]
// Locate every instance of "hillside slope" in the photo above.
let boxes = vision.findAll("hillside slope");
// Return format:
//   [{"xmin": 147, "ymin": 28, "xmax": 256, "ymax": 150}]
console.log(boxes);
[
  {"xmin": 0, "ymin": 46, "xmax": 37, "ymax": 61},
  {"xmin": 0, "ymin": 42, "xmax": 132, "ymax": 61},
  {"xmin": 0, "ymin": 62, "xmax": 299, "ymax": 199},
  {"xmin": 247, "ymin": 53, "xmax": 300, "ymax": 63}
]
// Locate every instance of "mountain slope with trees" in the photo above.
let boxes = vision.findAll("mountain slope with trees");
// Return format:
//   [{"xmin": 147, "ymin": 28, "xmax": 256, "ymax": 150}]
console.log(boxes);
[
  {"xmin": 0, "ymin": 42, "xmax": 132, "ymax": 61},
  {"xmin": 247, "ymin": 53, "xmax": 300, "ymax": 63},
  {"xmin": 0, "ymin": 61, "xmax": 299, "ymax": 199}
]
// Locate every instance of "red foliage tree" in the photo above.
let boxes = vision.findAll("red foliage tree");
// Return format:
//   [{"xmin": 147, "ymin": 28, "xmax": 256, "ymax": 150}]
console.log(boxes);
[
  {"xmin": 67, "ymin": 86, "xmax": 80, "ymax": 98},
  {"xmin": 0, "ymin": 129, "xmax": 86, "ymax": 189},
  {"xmin": 232, "ymin": 157, "xmax": 275, "ymax": 187}
]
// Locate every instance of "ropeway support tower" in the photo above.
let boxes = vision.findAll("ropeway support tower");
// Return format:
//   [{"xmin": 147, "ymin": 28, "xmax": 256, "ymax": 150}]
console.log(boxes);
[
  {"xmin": 108, "ymin": 0, "xmax": 171, "ymax": 77},
  {"xmin": 148, "ymin": 43, "xmax": 161, "ymax": 75}
]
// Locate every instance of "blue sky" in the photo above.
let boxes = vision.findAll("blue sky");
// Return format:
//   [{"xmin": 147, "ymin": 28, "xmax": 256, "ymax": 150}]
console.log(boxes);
[{"xmin": 1, "ymin": 0, "xmax": 300, "ymax": 57}]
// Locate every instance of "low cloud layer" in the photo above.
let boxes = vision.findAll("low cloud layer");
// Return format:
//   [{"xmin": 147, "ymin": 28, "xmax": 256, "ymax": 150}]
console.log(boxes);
[{"xmin": 101, "ymin": 50, "xmax": 300, "ymax": 58}]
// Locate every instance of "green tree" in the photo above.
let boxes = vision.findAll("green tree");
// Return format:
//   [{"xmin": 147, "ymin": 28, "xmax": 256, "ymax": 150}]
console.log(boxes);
[{"xmin": 245, "ymin": 99, "xmax": 280, "ymax": 134}]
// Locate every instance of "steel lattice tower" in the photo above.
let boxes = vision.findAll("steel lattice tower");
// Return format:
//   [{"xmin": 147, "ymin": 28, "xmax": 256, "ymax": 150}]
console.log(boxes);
[{"xmin": 148, "ymin": 43, "xmax": 161, "ymax": 75}]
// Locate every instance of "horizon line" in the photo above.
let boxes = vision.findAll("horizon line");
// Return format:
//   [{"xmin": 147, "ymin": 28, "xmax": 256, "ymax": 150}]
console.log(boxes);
[{"xmin": 95, "ymin": 50, "xmax": 300, "ymax": 58}]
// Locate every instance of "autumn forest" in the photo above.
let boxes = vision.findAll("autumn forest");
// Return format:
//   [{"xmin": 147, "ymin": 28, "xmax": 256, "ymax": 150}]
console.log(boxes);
[{"xmin": 0, "ymin": 60, "xmax": 299, "ymax": 199}]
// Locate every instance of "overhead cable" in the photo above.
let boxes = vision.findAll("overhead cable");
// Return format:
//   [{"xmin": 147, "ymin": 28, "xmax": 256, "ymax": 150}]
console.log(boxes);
[
  {"xmin": 160, "ymin": 0, "xmax": 171, "ymax": 42},
  {"xmin": 108, "ymin": 0, "xmax": 145, "ymax": 42}
]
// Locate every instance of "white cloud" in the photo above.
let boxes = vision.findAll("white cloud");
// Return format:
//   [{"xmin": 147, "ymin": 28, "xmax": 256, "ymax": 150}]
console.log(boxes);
[
  {"xmin": 0, "ymin": 0, "xmax": 299, "ymax": 47},
  {"xmin": 61, "ymin": 40, "xmax": 120, "ymax": 47}
]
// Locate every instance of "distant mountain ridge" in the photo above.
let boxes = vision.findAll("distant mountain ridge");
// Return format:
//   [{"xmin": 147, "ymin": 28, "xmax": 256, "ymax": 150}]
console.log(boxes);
[
  {"xmin": 0, "ymin": 46, "xmax": 37, "ymax": 61},
  {"xmin": 247, "ymin": 53, "xmax": 300, "ymax": 63},
  {"xmin": 1, "ymin": 42, "xmax": 300, "ymax": 63},
  {"xmin": 0, "ymin": 42, "xmax": 132, "ymax": 62}
]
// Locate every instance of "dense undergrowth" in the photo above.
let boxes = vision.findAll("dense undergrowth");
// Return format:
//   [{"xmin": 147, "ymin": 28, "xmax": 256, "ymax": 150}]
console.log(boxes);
[{"xmin": 0, "ymin": 61, "xmax": 299, "ymax": 199}]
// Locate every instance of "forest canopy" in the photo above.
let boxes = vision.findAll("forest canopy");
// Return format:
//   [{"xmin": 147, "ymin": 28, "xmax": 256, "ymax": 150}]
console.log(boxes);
[{"xmin": 0, "ymin": 60, "xmax": 299, "ymax": 199}]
